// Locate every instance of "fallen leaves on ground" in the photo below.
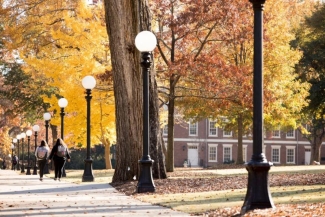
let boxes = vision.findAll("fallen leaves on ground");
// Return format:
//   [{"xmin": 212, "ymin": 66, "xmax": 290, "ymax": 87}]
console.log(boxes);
[{"xmin": 110, "ymin": 166, "xmax": 325, "ymax": 216}]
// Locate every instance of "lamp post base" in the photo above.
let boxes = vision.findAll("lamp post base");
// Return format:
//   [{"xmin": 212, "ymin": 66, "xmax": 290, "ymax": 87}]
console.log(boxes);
[
  {"xmin": 137, "ymin": 159, "xmax": 155, "ymax": 193},
  {"xmin": 26, "ymin": 166, "xmax": 31, "ymax": 175},
  {"xmin": 43, "ymin": 163, "xmax": 50, "ymax": 174},
  {"xmin": 82, "ymin": 159, "xmax": 94, "ymax": 182},
  {"xmin": 241, "ymin": 160, "xmax": 275, "ymax": 214},
  {"xmin": 82, "ymin": 159, "xmax": 95, "ymax": 182},
  {"xmin": 21, "ymin": 164, "xmax": 25, "ymax": 173},
  {"xmin": 33, "ymin": 166, "xmax": 37, "ymax": 175}
]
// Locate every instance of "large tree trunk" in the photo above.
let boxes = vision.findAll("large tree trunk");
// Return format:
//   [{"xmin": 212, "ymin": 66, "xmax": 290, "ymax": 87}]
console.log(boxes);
[
  {"xmin": 104, "ymin": 0, "xmax": 142, "ymax": 182},
  {"xmin": 104, "ymin": 0, "xmax": 166, "ymax": 182},
  {"xmin": 310, "ymin": 128, "xmax": 324, "ymax": 164},
  {"xmin": 149, "ymin": 68, "xmax": 167, "ymax": 179},
  {"xmin": 236, "ymin": 113, "xmax": 244, "ymax": 164}
]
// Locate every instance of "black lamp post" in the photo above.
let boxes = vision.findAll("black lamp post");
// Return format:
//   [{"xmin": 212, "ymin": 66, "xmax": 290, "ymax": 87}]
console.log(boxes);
[
  {"xmin": 10, "ymin": 144, "xmax": 14, "ymax": 170},
  {"xmin": 26, "ymin": 130, "xmax": 33, "ymax": 175},
  {"xmin": 32, "ymin": 124, "xmax": 40, "ymax": 175},
  {"xmin": 20, "ymin": 132, "xmax": 26, "ymax": 173},
  {"xmin": 43, "ymin": 112, "xmax": 51, "ymax": 174},
  {"xmin": 16, "ymin": 134, "xmax": 21, "ymax": 170},
  {"xmin": 58, "ymin": 97, "xmax": 68, "ymax": 177},
  {"xmin": 135, "ymin": 31, "xmax": 156, "ymax": 193},
  {"xmin": 241, "ymin": 0, "xmax": 275, "ymax": 213},
  {"xmin": 81, "ymin": 75, "xmax": 96, "ymax": 182}
]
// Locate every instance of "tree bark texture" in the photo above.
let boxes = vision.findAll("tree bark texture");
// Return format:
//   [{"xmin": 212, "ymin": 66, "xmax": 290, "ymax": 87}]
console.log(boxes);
[
  {"xmin": 104, "ymin": 0, "xmax": 142, "ymax": 182},
  {"xmin": 166, "ymin": 76, "xmax": 177, "ymax": 172},
  {"xmin": 104, "ymin": 0, "xmax": 166, "ymax": 181},
  {"xmin": 236, "ymin": 114, "xmax": 244, "ymax": 164}
]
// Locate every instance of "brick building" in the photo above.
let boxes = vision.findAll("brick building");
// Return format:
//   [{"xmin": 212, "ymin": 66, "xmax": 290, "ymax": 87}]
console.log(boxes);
[{"xmin": 163, "ymin": 119, "xmax": 325, "ymax": 167}]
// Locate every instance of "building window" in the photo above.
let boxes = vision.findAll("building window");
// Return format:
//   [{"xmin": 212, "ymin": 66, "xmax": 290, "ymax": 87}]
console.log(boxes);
[
  {"xmin": 223, "ymin": 130, "xmax": 232, "ymax": 137},
  {"xmin": 243, "ymin": 145, "xmax": 247, "ymax": 163},
  {"xmin": 272, "ymin": 128, "xmax": 281, "ymax": 138},
  {"xmin": 286, "ymin": 128, "xmax": 295, "ymax": 138},
  {"xmin": 208, "ymin": 144, "xmax": 218, "ymax": 162},
  {"xmin": 271, "ymin": 146, "xmax": 281, "ymax": 163},
  {"xmin": 209, "ymin": 120, "xmax": 218, "ymax": 136},
  {"xmin": 189, "ymin": 121, "xmax": 198, "ymax": 136},
  {"xmin": 223, "ymin": 144, "xmax": 232, "ymax": 162},
  {"xmin": 163, "ymin": 125, "xmax": 168, "ymax": 135},
  {"xmin": 286, "ymin": 146, "xmax": 295, "ymax": 164}
]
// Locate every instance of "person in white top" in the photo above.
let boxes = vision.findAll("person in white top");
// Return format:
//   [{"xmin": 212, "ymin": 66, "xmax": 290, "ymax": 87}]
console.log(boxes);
[{"xmin": 35, "ymin": 140, "xmax": 50, "ymax": 181}]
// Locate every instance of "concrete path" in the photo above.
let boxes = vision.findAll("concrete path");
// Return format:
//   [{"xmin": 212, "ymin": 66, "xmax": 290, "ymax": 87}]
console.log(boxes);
[{"xmin": 0, "ymin": 170, "xmax": 191, "ymax": 217}]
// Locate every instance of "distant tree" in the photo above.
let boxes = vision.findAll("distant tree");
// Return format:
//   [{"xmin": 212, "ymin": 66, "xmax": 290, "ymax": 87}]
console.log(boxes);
[{"xmin": 291, "ymin": 3, "xmax": 325, "ymax": 163}]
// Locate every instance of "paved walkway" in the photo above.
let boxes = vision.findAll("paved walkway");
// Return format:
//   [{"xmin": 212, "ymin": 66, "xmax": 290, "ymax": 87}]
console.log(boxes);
[{"xmin": 0, "ymin": 170, "xmax": 192, "ymax": 217}]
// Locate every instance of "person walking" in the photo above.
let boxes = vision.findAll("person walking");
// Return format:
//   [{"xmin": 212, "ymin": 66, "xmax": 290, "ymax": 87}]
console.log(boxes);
[
  {"xmin": 12, "ymin": 155, "xmax": 18, "ymax": 171},
  {"xmin": 35, "ymin": 140, "xmax": 50, "ymax": 181},
  {"xmin": 48, "ymin": 138, "xmax": 71, "ymax": 181}
]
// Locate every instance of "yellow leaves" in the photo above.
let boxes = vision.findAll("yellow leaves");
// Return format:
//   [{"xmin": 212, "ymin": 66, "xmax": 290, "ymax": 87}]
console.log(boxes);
[{"xmin": 3, "ymin": 1, "xmax": 115, "ymax": 148}]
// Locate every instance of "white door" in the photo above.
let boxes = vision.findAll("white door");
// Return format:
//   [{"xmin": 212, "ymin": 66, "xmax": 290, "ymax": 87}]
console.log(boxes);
[
  {"xmin": 187, "ymin": 145, "xmax": 198, "ymax": 166},
  {"xmin": 305, "ymin": 149, "xmax": 311, "ymax": 165}
]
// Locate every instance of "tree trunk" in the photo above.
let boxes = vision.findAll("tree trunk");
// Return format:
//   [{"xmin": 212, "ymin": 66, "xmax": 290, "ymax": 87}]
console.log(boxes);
[
  {"xmin": 104, "ymin": 139, "xmax": 112, "ymax": 169},
  {"xmin": 104, "ymin": 0, "xmax": 166, "ymax": 181},
  {"xmin": 236, "ymin": 113, "xmax": 244, "ymax": 164},
  {"xmin": 149, "ymin": 72, "xmax": 167, "ymax": 178},
  {"xmin": 104, "ymin": 0, "xmax": 142, "ymax": 182},
  {"xmin": 310, "ymin": 128, "xmax": 324, "ymax": 164},
  {"xmin": 166, "ymin": 76, "xmax": 177, "ymax": 172}
]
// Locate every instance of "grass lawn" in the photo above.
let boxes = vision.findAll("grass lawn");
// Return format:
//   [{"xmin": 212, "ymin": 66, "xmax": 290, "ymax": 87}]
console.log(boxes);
[{"xmin": 47, "ymin": 165, "xmax": 325, "ymax": 215}]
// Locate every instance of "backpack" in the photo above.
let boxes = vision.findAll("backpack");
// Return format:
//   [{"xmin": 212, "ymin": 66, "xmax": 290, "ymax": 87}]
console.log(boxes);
[
  {"xmin": 12, "ymin": 156, "xmax": 17, "ymax": 165},
  {"xmin": 56, "ymin": 144, "xmax": 67, "ymax": 157},
  {"xmin": 37, "ymin": 147, "xmax": 48, "ymax": 160}
]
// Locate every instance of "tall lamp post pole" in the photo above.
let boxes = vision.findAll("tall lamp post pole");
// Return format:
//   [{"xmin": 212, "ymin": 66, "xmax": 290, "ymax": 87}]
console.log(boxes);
[
  {"xmin": 241, "ymin": 0, "xmax": 275, "ymax": 213},
  {"xmin": 26, "ymin": 130, "xmax": 33, "ymax": 175},
  {"xmin": 20, "ymin": 132, "xmax": 26, "ymax": 173},
  {"xmin": 16, "ymin": 134, "xmax": 21, "ymax": 170},
  {"xmin": 58, "ymin": 98, "xmax": 68, "ymax": 177},
  {"xmin": 10, "ymin": 144, "xmax": 14, "ymax": 170},
  {"xmin": 32, "ymin": 125, "xmax": 40, "ymax": 175},
  {"xmin": 82, "ymin": 75, "xmax": 96, "ymax": 182},
  {"xmin": 135, "ymin": 31, "xmax": 156, "ymax": 193},
  {"xmin": 43, "ymin": 112, "xmax": 51, "ymax": 174}
]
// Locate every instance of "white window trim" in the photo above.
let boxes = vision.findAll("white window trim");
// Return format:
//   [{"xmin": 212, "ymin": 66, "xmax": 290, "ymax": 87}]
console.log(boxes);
[
  {"xmin": 208, "ymin": 120, "xmax": 218, "ymax": 137},
  {"xmin": 286, "ymin": 129, "xmax": 295, "ymax": 139},
  {"xmin": 208, "ymin": 144, "xmax": 218, "ymax": 162},
  {"xmin": 189, "ymin": 122, "xmax": 198, "ymax": 136},
  {"xmin": 223, "ymin": 144, "xmax": 233, "ymax": 162},
  {"xmin": 271, "ymin": 145, "xmax": 281, "ymax": 163},
  {"xmin": 223, "ymin": 130, "xmax": 232, "ymax": 137},
  {"xmin": 272, "ymin": 129, "xmax": 281, "ymax": 138},
  {"xmin": 286, "ymin": 146, "xmax": 296, "ymax": 164}
]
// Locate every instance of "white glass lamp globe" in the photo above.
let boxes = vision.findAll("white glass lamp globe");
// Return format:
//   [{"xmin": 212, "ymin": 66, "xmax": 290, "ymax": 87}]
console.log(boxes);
[
  {"xmin": 16, "ymin": 134, "xmax": 21, "ymax": 140},
  {"xmin": 11, "ymin": 144, "xmax": 14, "ymax": 149},
  {"xmin": 32, "ymin": 125, "xmax": 40, "ymax": 132},
  {"xmin": 13, "ymin": 138, "xmax": 17, "ymax": 143},
  {"xmin": 135, "ymin": 31, "xmax": 157, "ymax": 52},
  {"xmin": 26, "ymin": 130, "xmax": 33, "ymax": 137},
  {"xmin": 82, "ymin": 76, "xmax": 96, "ymax": 90},
  {"xmin": 20, "ymin": 132, "xmax": 26, "ymax": 139},
  {"xmin": 43, "ymin": 112, "xmax": 51, "ymax": 121},
  {"xmin": 58, "ymin": 98, "xmax": 68, "ymax": 108}
]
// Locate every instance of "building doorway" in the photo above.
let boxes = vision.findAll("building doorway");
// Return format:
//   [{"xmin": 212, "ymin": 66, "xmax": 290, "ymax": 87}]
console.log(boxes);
[
  {"xmin": 187, "ymin": 145, "xmax": 199, "ymax": 167},
  {"xmin": 305, "ymin": 148, "xmax": 311, "ymax": 165}
]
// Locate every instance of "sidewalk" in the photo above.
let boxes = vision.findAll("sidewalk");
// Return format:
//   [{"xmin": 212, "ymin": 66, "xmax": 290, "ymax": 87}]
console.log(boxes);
[{"xmin": 0, "ymin": 170, "xmax": 192, "ymax": 217}]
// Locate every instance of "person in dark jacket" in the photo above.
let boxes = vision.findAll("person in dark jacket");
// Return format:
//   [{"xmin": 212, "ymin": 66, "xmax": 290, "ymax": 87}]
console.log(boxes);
[
  {"xmin": 48, "ymin": 138, "xmax": 71, "ymax": 181},
  {"xmin": 35, "ymin": 140, "xmax": 50, "ymax": 181}
]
